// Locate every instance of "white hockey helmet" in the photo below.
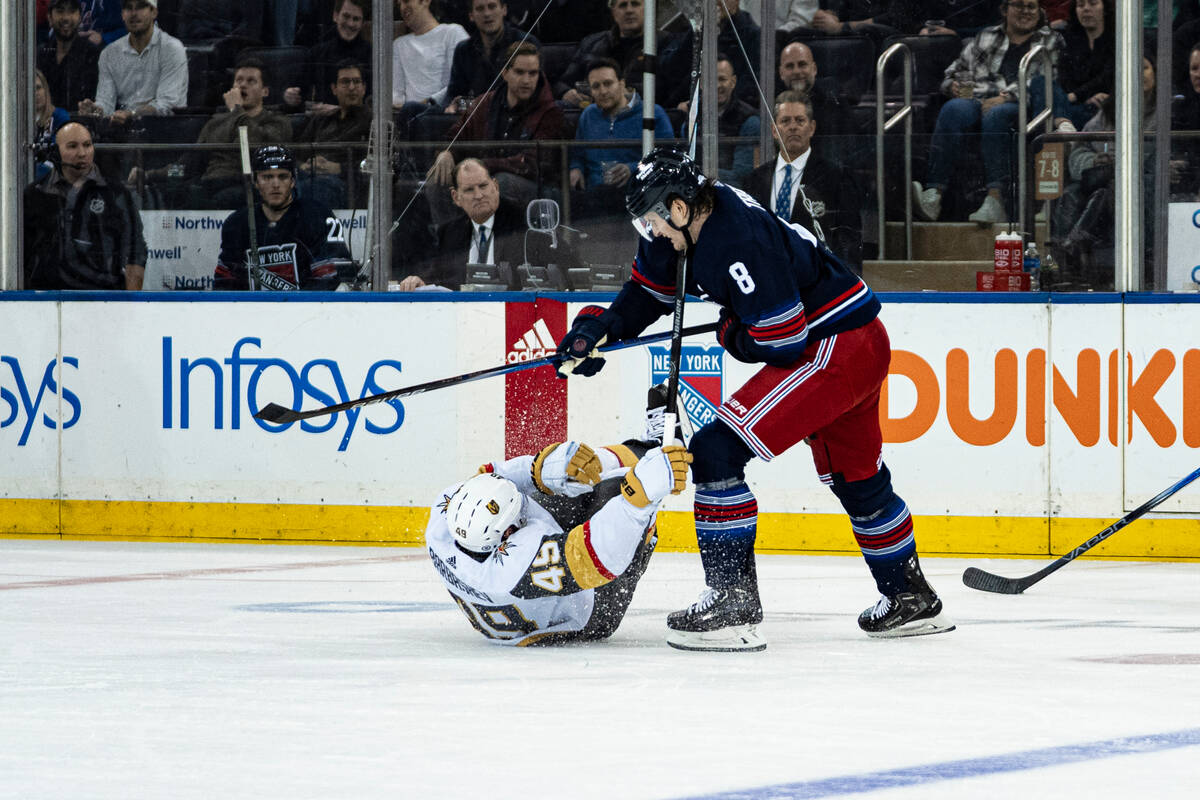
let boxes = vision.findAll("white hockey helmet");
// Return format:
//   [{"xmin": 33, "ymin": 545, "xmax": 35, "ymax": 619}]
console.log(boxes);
[{"xmin": 446, "ymin": 473, "xmax": 525, "ymax": 553}]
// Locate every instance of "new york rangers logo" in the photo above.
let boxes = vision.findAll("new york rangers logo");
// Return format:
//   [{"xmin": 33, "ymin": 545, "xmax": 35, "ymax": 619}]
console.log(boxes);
[{"xmin": 649, "ymin": 345, "xmax": 724, "ymax": 430}]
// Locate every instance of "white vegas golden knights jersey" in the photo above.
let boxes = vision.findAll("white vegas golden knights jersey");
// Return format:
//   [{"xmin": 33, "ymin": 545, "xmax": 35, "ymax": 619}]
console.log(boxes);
[{"xmin": 426, "ymin": 448, "xmax": 658, "ymax": 645}]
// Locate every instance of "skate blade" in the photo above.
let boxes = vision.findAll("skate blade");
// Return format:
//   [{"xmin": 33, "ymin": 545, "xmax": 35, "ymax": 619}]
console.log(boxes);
[
  {"xmin": 666, "ymin": 625, "xmax": 767, "ymax": 652},
  {"xmin": 864, "ymin": 611, "xmax": 956, "ymax": 639}
]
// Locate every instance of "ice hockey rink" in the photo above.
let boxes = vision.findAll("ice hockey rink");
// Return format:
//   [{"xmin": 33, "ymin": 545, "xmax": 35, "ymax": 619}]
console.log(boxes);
[{"xmin": 2, "ymin": 540, "xmax": 1197, "ymax": 799}]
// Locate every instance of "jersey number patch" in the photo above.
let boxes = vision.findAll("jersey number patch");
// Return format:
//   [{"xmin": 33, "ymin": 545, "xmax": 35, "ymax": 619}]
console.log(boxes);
[
  {"xmin": 325, "ymin": 216, "xmax": 346, "ymax": 243},
  {"xmin": 529, "ymin": 540, "xmax": 566, "ymax": 593},
  {"xmin": 729, "ymin": 262, "xmax": 756, "ymax": 294}
]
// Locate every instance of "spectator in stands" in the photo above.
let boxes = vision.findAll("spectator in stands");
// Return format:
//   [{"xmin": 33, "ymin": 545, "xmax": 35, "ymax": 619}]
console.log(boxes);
[
  {"xmin": 748, "ymin": 90, "xmax": 864, "ymax": 272},
  {"xmin": 78, "ymin": 0, "xmax": 127, "ymax": 46},
  {"xmin": 78, "ymin": 0, "xmax": 188, "ymax": 123},
  {"xmin": 294, "ymin": 60, "xmax": 372, "ymax": 208},
  {"xmin": 777, "ymin": 1, "xmax": 818, "ymax": 33},
  {"xmin": 662, "ymin": 0, "xmax": 761, "ymax": 108},
  {"xmin": 810, "ymin": 2, "xmax": 994, "ymax": 38},
  {"xmin": 38, "ymin": 0, "xmax": 101, "ymax": 114},
  {"xmin": 284, "ymin": 0, "xmax": 372, "ymax": 112},
  {"xmin": 712, "ymin": 53, "xmax": 760, "ymax": 187},
  {"xmin": 1170, "ymin": 42, "xmax": 1200, "ymax": 200},
  {"xmin": 445, "ymin": 0, "xmax": 540, "ymax": 112},
  {"xmin": 555, "ymin": 0, "xmax": 674, "ymax": 107},
  {"xmin": 1055, "ymin": 0, "xmax": 1114, "ymax": 130},
  {"xmin": 568, "ymin": 57, "xmax": 674, "ymax": 191},
  {"xmin": 400, "ymin": 158, "xmax": 547, "ymax": 290},
  {"xmin": 392, "ymin": 0, "xmax": 470, "ymax": 111},
  {"xmin": 428, "ymin": 42, "xmax": 567, "ymax": 214},
  {"xmin": 24, "ymin": 121, "xmax": 146, "ymax": 290},
  {"xmin": 776, "ymin": 40, "xmax": 857, "ymax": 146},
  {"xmin": 1056, "ymin": 56, "xmax": 1159, "ymax": 287},
  {"xmin": 910, "ymin": 0, "xmax": 1063, "ymax": 224},
  {"xmin": 135, "ymin": 58, "xmax": 291, "ymax": 208},
  {"xmin": 33, "ymin": 70, "xmax": 73, "ymax": 181}
]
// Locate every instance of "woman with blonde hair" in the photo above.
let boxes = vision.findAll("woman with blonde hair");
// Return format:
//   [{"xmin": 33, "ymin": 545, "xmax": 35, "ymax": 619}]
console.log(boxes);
[{"xmin": 34, "ymin": 69, "xmax": 71, "ymax": 179}]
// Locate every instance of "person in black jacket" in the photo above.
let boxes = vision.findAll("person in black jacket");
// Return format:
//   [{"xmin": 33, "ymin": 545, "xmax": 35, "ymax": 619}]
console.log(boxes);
[
  {"xmin": 747, "ymin": 91, "xmax": 863, "ymax": 272},
  {"xmin": 283, "ymin": 0, "xmax": 372, "ymax": 112},
  {"xmin": 1054, "ymin": 0, "xmax": 1114, "ymax": 130},
  {"xmin": 445, "ymin": 0, "xmax": 540, "ymax": 112},
  {"xmin": 399, "ymin": 158, "xmax": 571, "ymax": 290},
  {"xmin": 660, "ymin": 0, "xmax": 761, "ymax": 109},
  {"xmin": 23, "ymin": 121, "xmax": 146, "ymax": 290},
  {"xmin": 37, "ymin": 0, "xmax": 101, "ymax": 113}
]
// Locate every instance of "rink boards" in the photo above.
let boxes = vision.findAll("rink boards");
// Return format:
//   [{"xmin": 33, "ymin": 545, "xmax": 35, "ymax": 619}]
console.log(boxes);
[{"xmin": 2, "ymin": 292, "xmax": 1199, "ymax": 559}]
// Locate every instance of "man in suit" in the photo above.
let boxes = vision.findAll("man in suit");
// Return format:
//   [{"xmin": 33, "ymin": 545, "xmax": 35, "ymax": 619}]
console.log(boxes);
[
  {"xmin": 400, "ymin": 158, "xmax": 560, "ymax": 290},
  {"xmin": 747, "ymin": 90, "xmax": 863, "ymax": 273}
]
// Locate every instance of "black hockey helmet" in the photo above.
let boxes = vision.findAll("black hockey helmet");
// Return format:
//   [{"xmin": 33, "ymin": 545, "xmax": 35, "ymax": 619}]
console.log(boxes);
[
  {"xmin": 252, "ymin": 145, "xmax": 296, "ymax": 176},
  {"xmin": 624, "ymin": 146, "xmax": 708, "ymax": 223}
]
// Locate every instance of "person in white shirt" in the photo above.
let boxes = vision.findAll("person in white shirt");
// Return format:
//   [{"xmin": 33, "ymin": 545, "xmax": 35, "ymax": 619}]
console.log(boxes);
[
  {"xmin": 392, "ymin": 0, "xmax": 469, "ymax": 110},
  {"xmin": 426, "ymin": 402, "xmax": 691, "ymax": 646},
  {"xmin": 77, "ymin": 0, "xmax": 187, "ymax": 123}
]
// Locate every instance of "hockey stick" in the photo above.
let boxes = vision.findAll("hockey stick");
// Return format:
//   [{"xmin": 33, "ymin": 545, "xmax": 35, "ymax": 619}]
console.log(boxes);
[
  {"xmin": 254, "ymin": 322, "xmax": 720, "ymax": 424},
  {"xmin": 962, "ymin": 465, "xmax": 1200, "ymax": 594},
  {"xmin": 237, "ymin": 127, "xmax": 264, "ymax": 287},
  {"xmin": 660, "ymin": 0, "xmax": 704, "ymax": 445}
]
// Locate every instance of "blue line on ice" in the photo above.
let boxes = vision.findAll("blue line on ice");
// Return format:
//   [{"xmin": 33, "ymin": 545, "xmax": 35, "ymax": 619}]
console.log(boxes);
[{"xmin": 675, "ymin": 728, "xmax": 1200, "ymax": 799}]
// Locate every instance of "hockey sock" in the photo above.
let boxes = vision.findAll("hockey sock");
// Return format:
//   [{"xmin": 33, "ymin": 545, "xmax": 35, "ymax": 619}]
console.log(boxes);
[
  {"xmin": 851, "ymin": 495, "xmax": 917, "ymax": 595},
  {"xmin": 694, "ymin": 480, "xmax": 759, "ymax": 589}
]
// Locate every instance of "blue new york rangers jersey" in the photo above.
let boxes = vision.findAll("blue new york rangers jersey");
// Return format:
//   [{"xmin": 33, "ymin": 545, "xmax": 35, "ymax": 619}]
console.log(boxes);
[{"xmin": 628, "ymin": 183, "xmax": 880, "ymax": 365}]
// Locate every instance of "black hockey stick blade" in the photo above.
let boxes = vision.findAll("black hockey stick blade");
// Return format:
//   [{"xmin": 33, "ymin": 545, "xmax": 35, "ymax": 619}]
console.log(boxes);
[
  {"xmin": 963, "ymin": 465, "xmax": 1200, "ymax": 594},
  {"xmin": 254, "ymin": 321, "xmax": 719, "ymax": 424}
]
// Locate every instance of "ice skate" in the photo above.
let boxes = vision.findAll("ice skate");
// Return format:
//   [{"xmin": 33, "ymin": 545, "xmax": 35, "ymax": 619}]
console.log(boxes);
[
  {"xmin": 643, "ymin": 382, "xmax": 692, "ymax": 445},
  {"xmin": 858, "ymin": 556, "xmax": 954, "ymax": 638},
  {"xmin": 666, "ymin": 586, "xmax": 766, "ymax": 652}
]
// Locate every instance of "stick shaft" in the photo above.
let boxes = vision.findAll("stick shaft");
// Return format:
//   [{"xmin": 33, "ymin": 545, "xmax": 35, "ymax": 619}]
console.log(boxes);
[
  {"xmin": 963, "ymin": 465, "xmax": 1200, "ymax": 593},
  {"xmin": 238, "ymin": 127, "xmax": 262, "ymax": 284},
  {"xmin": 255, "ymin": 322, "xmax": 719, "ymax": 424}
]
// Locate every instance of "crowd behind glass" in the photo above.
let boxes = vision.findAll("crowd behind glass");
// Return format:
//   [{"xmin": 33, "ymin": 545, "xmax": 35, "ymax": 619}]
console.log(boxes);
[{"xmin": 22, "ymin": 0, "xmax": 1200, "ymax": 292}]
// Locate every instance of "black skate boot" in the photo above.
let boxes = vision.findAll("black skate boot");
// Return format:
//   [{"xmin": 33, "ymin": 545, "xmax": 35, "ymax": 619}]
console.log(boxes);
[
  {"xmin": 858, "ymin": 555, "xmax": 955, "ymax": 638},
  {"xmin": 642, "ymin": 383, "xmax": 693, "ymax": 446},
  {"xmin": 666, "ymin": 584, "xmax": 766, "ymax": 652}
]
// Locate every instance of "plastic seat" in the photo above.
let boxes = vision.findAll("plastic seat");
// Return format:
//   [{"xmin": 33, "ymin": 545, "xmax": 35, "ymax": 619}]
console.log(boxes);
[
  {"xmin": 880, "ymin": 34, "xmax": 962, "ymax": 99},
  {"xmin": 539, "ymin": 42, "xmax": 578, "ymax": 88}
]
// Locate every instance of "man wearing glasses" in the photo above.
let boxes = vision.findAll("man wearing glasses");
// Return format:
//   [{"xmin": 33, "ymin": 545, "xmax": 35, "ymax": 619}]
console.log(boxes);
[{"xmin": 911, "ymin": 0, "xmax": 1062, "ymax": 224}]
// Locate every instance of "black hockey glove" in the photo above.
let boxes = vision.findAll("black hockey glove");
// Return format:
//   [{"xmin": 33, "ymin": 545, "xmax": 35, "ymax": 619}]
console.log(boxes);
[
  {"xmin": 556, "ymin": 305, "xmax": 612, "ymax": 377},
  {"xmin": 716, "ymin": 309, "xmax": 755, "ymax": 364}
]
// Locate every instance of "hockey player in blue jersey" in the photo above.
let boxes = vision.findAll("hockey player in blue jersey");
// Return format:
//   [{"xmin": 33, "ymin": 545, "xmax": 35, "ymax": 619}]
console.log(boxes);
[{"xmin": 555, "ymin": 147, "xmax": 954, "ymax": 651}]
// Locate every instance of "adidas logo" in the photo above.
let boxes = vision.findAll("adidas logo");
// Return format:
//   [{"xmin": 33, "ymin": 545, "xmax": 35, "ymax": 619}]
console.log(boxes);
[
  {"xmin": 507, "ymin": 318, "xmax": 557, "ymax": 364},
  {"xmin": 446, "ymin": 555, "xmax": 456, "ymax": 568}
]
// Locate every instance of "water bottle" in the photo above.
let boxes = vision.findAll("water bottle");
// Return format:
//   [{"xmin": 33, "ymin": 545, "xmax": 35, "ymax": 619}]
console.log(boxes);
[
  {"xmin": 1023, "ymin": 241, "xmax": 1040, "ymax": 290},
  {"xmin": 1039, "ymin": 249, "xmax": 1059, "ymax": 290}
]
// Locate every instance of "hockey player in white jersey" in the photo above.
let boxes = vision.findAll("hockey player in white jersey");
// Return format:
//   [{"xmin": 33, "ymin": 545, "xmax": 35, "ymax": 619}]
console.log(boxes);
[{"xmin": 426, "ymin": 392, "xmax": 692, "ymax": 646}]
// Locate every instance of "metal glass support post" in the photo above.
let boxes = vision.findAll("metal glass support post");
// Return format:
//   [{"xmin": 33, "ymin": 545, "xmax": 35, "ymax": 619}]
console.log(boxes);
[
  {"xmin": 700, "ymin": 1, "xmax": 719, "ymax": 178},
  {"xmin": 1114, "ymin": 5, "xmax": 1142, "ymax": 292},
  {"xmin": 875, "ymin": 43, "xmax": 912, "ymax": 261},
  {"xmin": 370, "ymin": 0, "xmax": 395, "ymax": 291},
  {"xmin": 642, "ymin": 0, "xmax": 657, "ymax": 154},
  {"xmin": 1, "ymin": 0, "xmax": 32, "ymax": 289},
  {"xmin": 759, "ymin": 0, "xmax": 777, "ymax": 166},
  {"xmin": 1016, "ymin": 45, "xmax": 1053, "ymax": 238}
]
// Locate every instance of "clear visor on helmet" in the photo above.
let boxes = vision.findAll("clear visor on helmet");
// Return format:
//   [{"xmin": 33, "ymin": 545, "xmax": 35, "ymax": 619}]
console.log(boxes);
[{"xmin": 630, "ymin": 200, "xmax": 672, "ymax": 241}]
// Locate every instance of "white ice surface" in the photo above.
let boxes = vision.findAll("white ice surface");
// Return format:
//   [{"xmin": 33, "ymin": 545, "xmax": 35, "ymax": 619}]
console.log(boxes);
[{"xmin": 1, "ymin": 541, "xmax": 1198, "ymax": 799}]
